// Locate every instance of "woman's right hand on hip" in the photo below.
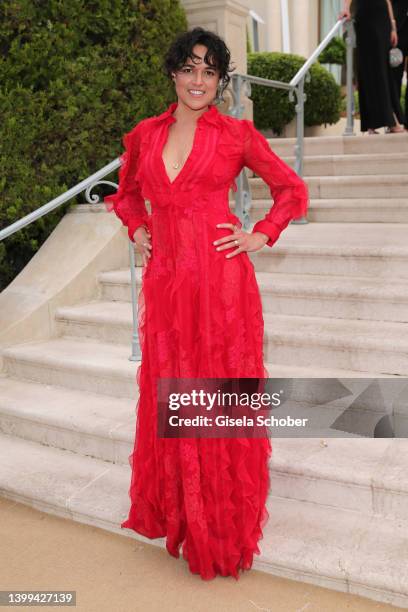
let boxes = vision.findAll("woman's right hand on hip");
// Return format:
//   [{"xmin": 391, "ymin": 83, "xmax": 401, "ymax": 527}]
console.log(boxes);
[{"xmin": 133, "ymin": 226, "xmax": 152, "ymax": 266}]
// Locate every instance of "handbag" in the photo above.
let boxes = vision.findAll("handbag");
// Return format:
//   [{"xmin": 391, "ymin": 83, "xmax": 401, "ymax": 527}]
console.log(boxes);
[{"xmin": 389, "ymin": 47, "xmax": 404, "ymax": 68}]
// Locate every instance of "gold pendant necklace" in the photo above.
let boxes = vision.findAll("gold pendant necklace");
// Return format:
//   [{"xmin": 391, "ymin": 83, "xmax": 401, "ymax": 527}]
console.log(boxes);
[{"xmin": 172, "ymin": 153, "xmax": 188, "ymax": 170}]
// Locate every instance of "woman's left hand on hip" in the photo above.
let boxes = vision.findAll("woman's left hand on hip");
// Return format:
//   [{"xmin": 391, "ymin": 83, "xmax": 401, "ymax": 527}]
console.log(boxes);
[{"xmin": 213, "ymin": 223, "xmax": 269, "ymax": 258}]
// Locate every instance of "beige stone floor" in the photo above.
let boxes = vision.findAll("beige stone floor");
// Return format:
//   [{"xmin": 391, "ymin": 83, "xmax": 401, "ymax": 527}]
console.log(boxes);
[{"xmin": 0, "ymin": 497, "xmax": 403, "ymax": 612}]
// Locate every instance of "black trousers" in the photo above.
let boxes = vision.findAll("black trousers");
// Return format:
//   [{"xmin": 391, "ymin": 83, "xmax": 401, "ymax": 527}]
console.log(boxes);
[
  {"xmin": 392, "ymin": 22, "xmax": 408, "ymax": 127},
  {"xmin": 354, "ymin": 0, "xmax": 405, "ymax": 131}
]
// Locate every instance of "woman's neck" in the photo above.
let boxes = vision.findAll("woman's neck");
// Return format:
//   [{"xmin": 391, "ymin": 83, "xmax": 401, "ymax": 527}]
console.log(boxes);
[{"xmin": 172, "ymin": 99, "xmax": 210, "ymax": 124}]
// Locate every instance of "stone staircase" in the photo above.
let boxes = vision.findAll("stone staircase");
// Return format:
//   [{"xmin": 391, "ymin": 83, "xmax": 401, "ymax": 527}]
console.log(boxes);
[
  {"xmin": 1, "ymin": 132, "xmax": 408, "ymax": 607},
  {"xmin": 251, "ymin": 133, "xmax": 408, "ymax": 223}
]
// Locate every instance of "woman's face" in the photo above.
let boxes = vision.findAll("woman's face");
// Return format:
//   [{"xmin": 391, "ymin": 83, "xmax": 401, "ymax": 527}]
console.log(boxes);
[{"xmin": 172, "ymin": 44, "xmax": 220, "ymax": 110}]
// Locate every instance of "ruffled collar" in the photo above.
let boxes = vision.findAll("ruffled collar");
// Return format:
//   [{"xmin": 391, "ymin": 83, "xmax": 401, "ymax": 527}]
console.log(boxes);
[{"xmin": 154, "ymin": 101, "xmax": 222, "ymax": 126}]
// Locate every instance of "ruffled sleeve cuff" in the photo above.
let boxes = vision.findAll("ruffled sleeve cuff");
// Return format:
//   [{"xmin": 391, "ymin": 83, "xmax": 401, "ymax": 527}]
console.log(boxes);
[
  {"xmin": 252, "ymin": 220, "xmax": 282, "ymax": 247},
  {"xmin": 104, "ymin": 125, "xmax": 149, "ymax": 243},
  {"xmin": 242, "ymin": 119, "xmax": 309, "ymax": 248}
]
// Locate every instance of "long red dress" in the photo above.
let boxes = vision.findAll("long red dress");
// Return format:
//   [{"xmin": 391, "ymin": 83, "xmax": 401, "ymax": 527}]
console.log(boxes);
[{"xmin": 104, "ymin": 101, "xmax": 308, "ymax": 580}]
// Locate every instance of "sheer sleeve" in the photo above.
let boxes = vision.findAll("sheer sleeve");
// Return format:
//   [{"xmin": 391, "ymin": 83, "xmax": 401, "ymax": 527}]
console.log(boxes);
[
  {"xmin": 104, "ymin": 121, "xmax": 149, "ymax": 243},
  {"xmin": 242, "ymin": 119, "xmax": 309, "ymax": 247}
]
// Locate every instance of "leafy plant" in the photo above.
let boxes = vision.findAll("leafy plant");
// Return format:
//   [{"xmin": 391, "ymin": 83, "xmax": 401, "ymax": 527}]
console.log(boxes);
[
  {"xmin": 0, "ymin": 0, "xmax": 187, "ymax": 290},
  {"xmin": 318, "ymin": 37, "xmax": 346, "ymax": 65},
  {"xmin": 247, "ymin": 51, "xmax": 342, "ymax": 134}
]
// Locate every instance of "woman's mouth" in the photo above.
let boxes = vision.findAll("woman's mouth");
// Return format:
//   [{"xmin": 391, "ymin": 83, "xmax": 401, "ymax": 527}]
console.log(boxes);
[{"xmin": 188, "ymin": 90, "xmax": 205, "ymax": 97}]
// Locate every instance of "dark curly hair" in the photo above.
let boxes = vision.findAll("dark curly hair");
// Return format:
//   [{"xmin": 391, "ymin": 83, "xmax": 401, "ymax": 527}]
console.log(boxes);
[{"xmin": 163, "ymin": 27, "xmax": 235, "ymax": 96}]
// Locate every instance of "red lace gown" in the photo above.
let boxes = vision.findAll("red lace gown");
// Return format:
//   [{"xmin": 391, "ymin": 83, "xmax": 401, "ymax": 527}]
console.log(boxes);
[{"xmin": 104, "ymin": 101, "xmax": 308, "ymax": 580}]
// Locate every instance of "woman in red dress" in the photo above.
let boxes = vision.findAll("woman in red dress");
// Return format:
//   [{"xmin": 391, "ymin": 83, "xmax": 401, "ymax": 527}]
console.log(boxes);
[{"xmin": 104, "ymin": 27, "xmax": 308, "ymax": 580}]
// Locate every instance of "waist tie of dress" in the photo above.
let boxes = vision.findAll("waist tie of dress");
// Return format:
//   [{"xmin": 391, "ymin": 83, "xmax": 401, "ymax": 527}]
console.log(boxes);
[{"xmin": 149, "ymin": 187, "xmax": 242, "ymax": 228}]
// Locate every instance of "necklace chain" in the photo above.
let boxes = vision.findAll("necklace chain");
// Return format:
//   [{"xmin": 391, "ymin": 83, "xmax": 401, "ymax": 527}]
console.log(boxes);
[
  {"xmin": 172, "ymin": 155, "xmax": 187, "ymax": 170},
  {"xmin": 167, "ymin": 103, "xmax": 214, "ymax": 171}
]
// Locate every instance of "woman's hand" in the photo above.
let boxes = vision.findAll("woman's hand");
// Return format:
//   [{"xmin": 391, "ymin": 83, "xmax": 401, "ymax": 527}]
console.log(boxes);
[
  {"xmin": 133, "ymin": 226, "xmax": 152, "ymax": 266},
  {"xmin": 338, "ymin": 9, "xmax": 351, "ymax": 20},
  {"xmin": 339, "ymin": 0, "xmax": 351, "ymax": 20},
  {"xmin": 391, "ymin": 29, "xmax": 398, "ymax": 47},
  {"xmin": 213, "ymin": 223, "xmax": 269, "ymax": 258}
]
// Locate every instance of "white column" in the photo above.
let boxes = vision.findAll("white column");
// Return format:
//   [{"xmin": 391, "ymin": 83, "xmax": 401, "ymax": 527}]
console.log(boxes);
[
  {"xmin": 181, "ymin": 0, "xmax": 252, "ymax": 117},
  {"xmin": 289, "ymin": 0, "xmax": 319, "ymax": 58},
  {"xmin": 280, "ymin": 0, "xmax": 291, "ymax": 52},
  {"xmin": 181, "ymin": 0, "xmax": 249, "ymax": 74}
]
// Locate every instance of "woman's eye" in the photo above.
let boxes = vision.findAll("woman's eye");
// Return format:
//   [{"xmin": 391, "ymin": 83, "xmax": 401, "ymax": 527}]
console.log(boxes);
[{"xmin": 180, "ymin": 67, "xmax": 215, "ymax": 76}]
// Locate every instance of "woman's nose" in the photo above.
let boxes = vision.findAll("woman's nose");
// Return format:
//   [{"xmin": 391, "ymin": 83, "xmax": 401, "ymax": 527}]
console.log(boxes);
[{"xmin": 192, "ymin": 71, "xmax": 204, "ymax": 86}]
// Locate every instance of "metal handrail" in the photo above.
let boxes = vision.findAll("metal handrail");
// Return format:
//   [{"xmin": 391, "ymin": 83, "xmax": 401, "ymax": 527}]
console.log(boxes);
[
  {"xmin": 0, "ymin": 160, "xmax": 120, "ymax": 242},
  {"xmin": 1, "ymin": 16, "xmax": 355, "ymax": 362},
  {"xmin": 290, "ymin": 18, "xmax": 344, "ymax": 87},
  {"xmin": 230, "ymin": 17, "xmax": 355, "ymax": 228}
]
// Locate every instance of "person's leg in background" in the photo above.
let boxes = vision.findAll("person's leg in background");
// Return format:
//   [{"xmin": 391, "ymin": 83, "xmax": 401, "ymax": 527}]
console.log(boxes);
[
  {"xmin": 405, "ymin": 57, "xmax": 408, "ymax": 128},
  {"xmin": 392, "ymin": 2, "xmax": 408, "ymax": 128},
  {"xmin": 398, "ymin": 24, "xmax": 408, "ymax": 128}
]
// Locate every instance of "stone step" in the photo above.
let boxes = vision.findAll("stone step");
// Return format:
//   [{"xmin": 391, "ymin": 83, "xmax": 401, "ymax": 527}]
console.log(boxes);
[
  {"xmin": 231, "ymin": 198, "xmax": 408, "ymax": 223},
  {"xmin": 99, "ymin": 269, "xmax": 138, "ymax": 303},
  {"xmin": 57, "ymin": 302, "xmax": 408, "ymax": 375},
  {"xmin": 1, "ymin": 374, "xmax": 406, "ymax": 523},
  {"xmin": 258, "ymin": 495, "xmax": 408, "ymax": 609},
  {"xmin": 0, "ymin": 374, "xmax": 134, "ymax": 464},
  {"xmin": 263, "ymin": 313, "xmax": 408, "ymax": 375},
  {"xmin": 250, "ymin": 223, "xmax": 408, "ymax": 278},
  {"xmin": 1, "ymin": 337, "xmax": 138, "ymax": 399},
  {"xmin": 2, "ymin": 336, "xmax": 383, "ymax": 402},
  {"xmin": 125, "ymin": 221, "xmax": 407, "ymax": 278},
  {"xmin": 32, "ymin": 302, "xmax": 408, "ymax": 376},
  {"xmin": 265, "ymin": 132, "xmax": 408, "ymax": 157},
  {"xmin": 270, "ymin": 438, "xmax": 408, "ymax": 523},
  {"xmin": 257, "ymin": 272, "xmax": 408, "ymax": 322},
  {"xmin": 250, "ymin": 174, "xmax": 408, "ymax": 200},
  {"xmin": 99, "ymin": 268, "xmax": 408, "ymax": 323},
  {"xmin": 280, "ymin": 153, "xmax": 408, "ymax": 177},
  {"xmin": 0, "ymin": 432, "xmax": 407, "ymax": 608},
  {"xmin": 55, "ymin": 300, "xmax": 134, "ymax": 345}
]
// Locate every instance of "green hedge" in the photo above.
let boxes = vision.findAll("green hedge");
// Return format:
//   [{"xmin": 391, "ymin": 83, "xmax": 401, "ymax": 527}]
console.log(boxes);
[
  {"xmin": 0, "ymin": 0, "xmax": 186, "ymax": 291},
  {"xmin": 318, "ymin": 37, "xmax": 346, "ymax": 65},
  {"xmin": 247, "ymin": 52, "xmax": 342, "ymax": 134}
]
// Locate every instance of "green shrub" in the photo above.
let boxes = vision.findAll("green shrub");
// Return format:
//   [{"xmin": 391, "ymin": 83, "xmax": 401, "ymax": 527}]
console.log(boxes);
[
  {"xmin": 247, "ymin": 51, "xmax": 342, "ymax": 134},
  {"xmin": 318, "ymin": 37, "xmax": 346, "ymax": 65},
  {"xmin": 0, "ymin": 0, "xmax": 187, "ymax": 290}
]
